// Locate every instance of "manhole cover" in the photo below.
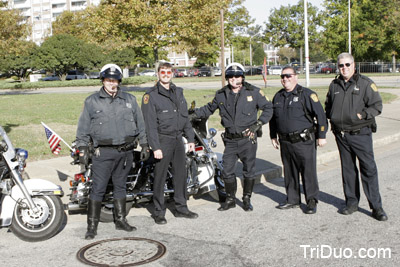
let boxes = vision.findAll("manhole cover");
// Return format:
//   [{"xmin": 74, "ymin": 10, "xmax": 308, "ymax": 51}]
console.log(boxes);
[{"xmin": 77, "ymin": 237, "xmax": 166, "ymax": 266}]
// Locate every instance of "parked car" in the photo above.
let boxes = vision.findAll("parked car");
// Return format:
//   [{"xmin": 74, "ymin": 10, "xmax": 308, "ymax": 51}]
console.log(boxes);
[
  {"xmin": 188, "ymin": 68, "xmax": 199, "ymax": 77},
  {"xmin": 88, "ymin": 72, "xmax": 100, "ymax": 79},
  {"xmin": 40, "ymin": 74, "xmax": 61, "ymax": 81},
  {"xmin": 269, "ymin": 65, "xmax": 283, "ymax": 75},
  {"xmin": 245, "ymin": 67, "xmax": 262, "ymax": 75},
  {"xmin": 174, "ymin": 69, "xmax": 187, "ymax": 77},
  {"xmin": 213, "ymin": 67, "xmax": 222, "ymax": 76},
  {"xmin": 320, "ymin": 63, "xmax": 337, "ymax": 74},
  {"xmin": 138, "ymin": 69, "xmax": 156, "ymax": 76},
  {"xmin": 66, "ymin": 70, "xmax": 88, "ymax": 80},
  {"xmin": 199, "ymin": 66, "xmax": 211, "ymax": 77}
]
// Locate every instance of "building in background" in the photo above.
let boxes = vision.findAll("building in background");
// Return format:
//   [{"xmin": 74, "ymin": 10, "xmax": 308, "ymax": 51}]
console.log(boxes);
[
  {"xmin": 264, "ymin": 43, "xmax": 279, "ymax": 65},
  {"xmin": 4, "ymin": 0, "xmax": 100, "ymax": 44}
]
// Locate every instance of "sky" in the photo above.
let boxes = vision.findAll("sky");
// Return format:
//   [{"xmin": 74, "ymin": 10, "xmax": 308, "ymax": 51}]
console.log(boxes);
[{"xmin": 242, "ymin": 0, "xmax": 325, "ymax": 26}]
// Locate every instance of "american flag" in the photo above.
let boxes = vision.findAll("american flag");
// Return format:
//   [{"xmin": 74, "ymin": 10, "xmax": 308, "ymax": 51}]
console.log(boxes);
[{"xmin": 44, "ymin": 125, "xmax": 61, "ymax": 155}]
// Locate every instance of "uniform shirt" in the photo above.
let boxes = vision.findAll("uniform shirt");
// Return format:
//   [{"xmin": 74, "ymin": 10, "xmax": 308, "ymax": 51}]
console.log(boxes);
[
  {"xmin": 194, "ymin": 82, "xmax": 273, "ymax": 134},
  {"xmin": 76, "ymin": 87, "xmax": 147, "ymax": 147},
  {"xmin": 325, "ymin": 73, "xmax": 382, "ymax": 131},
  {"xmin": 269, "ymin": 84, "xmax": 327, "ymax": 139},
  {"xmin": 141, "ymin": 81, "xmax": 194, "ymax": 151}
]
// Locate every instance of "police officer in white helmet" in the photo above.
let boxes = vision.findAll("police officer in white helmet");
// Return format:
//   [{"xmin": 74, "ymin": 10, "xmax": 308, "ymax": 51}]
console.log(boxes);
[
  {"xmin": 190, "ymin": 63, "xmax": 273, "ymax": 212},
  {"xmin": 76, "ymin": 63, "xmax": 150, "ymax": 239}
]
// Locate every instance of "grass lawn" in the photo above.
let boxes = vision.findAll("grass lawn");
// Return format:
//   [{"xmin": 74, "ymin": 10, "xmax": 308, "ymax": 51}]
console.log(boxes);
[{"xmin": 0, "ymin": 86, "xmax": 397, "ymax": 161}]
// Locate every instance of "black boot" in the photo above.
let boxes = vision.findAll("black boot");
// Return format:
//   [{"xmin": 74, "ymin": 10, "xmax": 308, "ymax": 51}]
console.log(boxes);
[
  {"xmin": 218, "ymin": 180, "xmax": 237, "ymax": 211},
  {"xmin": 85, "ymin": 199, "xmax": 101, "ymax": 240},
  {"xmin": 114, "ymin": 198, "xmax": 136, "ymax": 232},
  {"xmin": 242, "ymin": 179, "xmax": 255, "ymax": 211}
]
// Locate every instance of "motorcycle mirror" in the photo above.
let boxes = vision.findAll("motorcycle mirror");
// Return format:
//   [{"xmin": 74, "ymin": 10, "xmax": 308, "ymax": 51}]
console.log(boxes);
[
  {"xmin": 208, "ymin": 128, "xmax": 217, "ymax": 138},
  {"xmin": 211, "ymin": 140, "xmax": 217, "ymax": 148}
]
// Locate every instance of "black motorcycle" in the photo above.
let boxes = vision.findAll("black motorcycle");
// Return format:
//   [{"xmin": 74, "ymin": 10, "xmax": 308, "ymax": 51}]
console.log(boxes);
[{"xmin": 67, "ymin": 106, "xmax": 225, "ymax": 222}]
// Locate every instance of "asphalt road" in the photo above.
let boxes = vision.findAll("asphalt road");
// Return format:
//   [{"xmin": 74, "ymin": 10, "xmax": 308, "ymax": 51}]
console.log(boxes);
[{"xmin": 0, "ymin": 141, "xmax": 399, "ymax": 267}]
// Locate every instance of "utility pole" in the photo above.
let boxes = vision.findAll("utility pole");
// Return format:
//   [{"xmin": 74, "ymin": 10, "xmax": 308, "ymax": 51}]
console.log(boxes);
[
  {"xmin": 304, "ymin": 0, "xmax": 310, "ymax": 87},
  {"xmin": 220, "ymin": 9, "xmax": 225, "ymax": 87},
  {"xmin": 348, "ymin": 0, "xmax": 351, "ymax": 54}
]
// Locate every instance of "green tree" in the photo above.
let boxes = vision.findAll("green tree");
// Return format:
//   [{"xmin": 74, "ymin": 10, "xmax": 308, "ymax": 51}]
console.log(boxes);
[
  {"xmin": 32, "ymin": 34, "xmax": 103, "ymax": 79},
  {"xmin": 0, "ymin": 41, "xmax": 37, "ymax": 80},
  {"xmin": 264, "ymin": 1, "xmax": 322, "ymax": 62},
  {"xmin": 278, "ymin": 47, "xmax": 297, "ymax": 64},
  {"xmin": 322, "ymin": 0, "xmax": 399, "ymax": 61},
  {"xmin": 252, "ymin": 43, "xmax": 266, "ymax": 66}
]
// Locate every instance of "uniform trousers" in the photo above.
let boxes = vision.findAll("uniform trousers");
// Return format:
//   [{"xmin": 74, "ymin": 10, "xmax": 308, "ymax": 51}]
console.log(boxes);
[
  {"xmin": 90, "ymin": 147, "xmax": 133, "ymax": 202},
  {"xmin": 153, "ymin": 134, "xmax": 188, "ymax": 217},
  {"xmin": 222, "ymin": 137, "xmax": 257, "ymax": 183},
  {"xmin": 280, "ymin": 138, "xmax": 319, "ymax": 204},
  {"xmin": 334, "ymin": 127, "xmax": 382, "ymax": 209}
]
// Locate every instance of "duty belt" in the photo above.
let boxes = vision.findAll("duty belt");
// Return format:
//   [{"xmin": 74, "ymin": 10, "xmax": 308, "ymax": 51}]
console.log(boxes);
[
  {"xmin": 223, "ymin": 131, "xmax": 247, "ymax": 140},
  {"xmin": 98, "ymin": 143, "xmax": 136, "ymax": 152},
  {"xmin": 333, "ymin": 127, "xmax": 362, "ymax": 136},
  {"xmin": 278, "ymin": 127, "xmax": 315, "ymax": 143}
]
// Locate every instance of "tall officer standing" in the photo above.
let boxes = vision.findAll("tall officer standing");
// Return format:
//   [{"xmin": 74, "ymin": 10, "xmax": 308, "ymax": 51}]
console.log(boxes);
[
  {"xmin": 325, "ymin": 52, "xmax": 388, "ymax": 221},
  {"xmin": 270, "ymin": 66, "xmax": 327, "ymax": 214},
  {"xmin": 191, "ymin": 63, "xmax": 273, "ymax": 212},
  {"xmin": 76, "ymin": 64, "xmax": 150, "ymax": 239},
  {"xmin": 141, "ymin": 62, "xmax": 197, "ymax": 225}
]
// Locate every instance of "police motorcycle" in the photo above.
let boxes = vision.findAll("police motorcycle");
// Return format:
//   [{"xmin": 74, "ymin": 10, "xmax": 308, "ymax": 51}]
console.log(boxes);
[
  {"xmin": 0, "ymin": 126, "xmax": 65, "ymax": 242},
  {"xmin": 67, "ymin": 102, "xmax": 225, "ymax": 222}
]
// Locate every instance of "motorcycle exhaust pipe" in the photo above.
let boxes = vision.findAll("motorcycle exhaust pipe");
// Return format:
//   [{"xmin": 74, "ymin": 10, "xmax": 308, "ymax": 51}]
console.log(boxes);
[{"xmin": 67, "ymin": 203, "xmax": 85, "ymax": 211}]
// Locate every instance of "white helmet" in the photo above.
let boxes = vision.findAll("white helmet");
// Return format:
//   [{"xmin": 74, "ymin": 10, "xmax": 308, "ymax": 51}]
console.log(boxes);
[
  {"xmin": 225, "ymin": 62, "xmax": 245, "ymax": 80},
  {"xmin": 100, "ymin": 63, "xmax": 123, "ymax": 82}
]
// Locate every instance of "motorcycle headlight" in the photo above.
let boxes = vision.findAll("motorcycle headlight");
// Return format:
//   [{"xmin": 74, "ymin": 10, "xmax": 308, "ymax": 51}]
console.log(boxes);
[{"xmin": 16, "ymin": 148, "xmax": 28, "ymax": 160}]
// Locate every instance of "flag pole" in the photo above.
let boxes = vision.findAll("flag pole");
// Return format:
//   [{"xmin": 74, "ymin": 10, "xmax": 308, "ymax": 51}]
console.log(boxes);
[{"xmin": 41, "ymin": 122, "xmax": 73, "ymax": 151}]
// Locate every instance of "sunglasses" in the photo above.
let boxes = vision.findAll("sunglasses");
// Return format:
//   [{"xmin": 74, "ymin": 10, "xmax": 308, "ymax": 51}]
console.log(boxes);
[
  {"xmin": 160, "ymin": 70, "xmax": 172, "ymax": 75},
  {"xmin": 338, "ymin": 63, "xmax": 352, "ymax": 68},
  {"xmin": 280, "ymin": 73, "xmax": 295, "ymax": 79},
  {"xmin": 228, "ymin": 75, "xmax": 242, "ymax": 79}
]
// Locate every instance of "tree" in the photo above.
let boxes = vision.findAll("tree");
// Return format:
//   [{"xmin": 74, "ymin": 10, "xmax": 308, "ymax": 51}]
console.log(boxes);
[
  {"xmin": 252, "ymin": 43, "xmax": 266, "ymax": 66},
  {"xmin": 32, "ymin": 34, "xmax": 103, "ymax": 79},
  {"xmin": 263, "ymin": 1, "xmax": 322, "ymax": 63},
  {"xmin": 0, "ymin": 7, "xmax": 34, "ymax": 79},
  {"xmin": 321, "ymin": 0, "xmax": 399, "ymax": 61},
  {"xmin": 278, "ymin": 47, "xmax": 297, "ymax": 64}
]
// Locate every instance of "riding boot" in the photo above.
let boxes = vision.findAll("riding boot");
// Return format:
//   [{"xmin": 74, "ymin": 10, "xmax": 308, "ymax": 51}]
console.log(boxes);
[
  {"xmin": 85, "ymin": 199, "xmax": 101, "ymax": 240},
  {"xmin": 114, "ymin": 198, "xmax": 136, "ymax": 232},
  {"xmin": 218, "ymin": 179, "xmax": 237, "ymax": 211},
  {"xmin": 242, "ymin": 179, "xmax": 255, "ymax": 211}
]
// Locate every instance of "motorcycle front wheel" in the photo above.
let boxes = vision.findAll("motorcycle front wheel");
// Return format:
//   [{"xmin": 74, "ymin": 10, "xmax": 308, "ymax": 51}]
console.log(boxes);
[
  {"xmin": 10, "ymin": 195, "xmax": 64, "ymax": 242},
  {"xmin": 208, "ymin": 167, "xmax": 226, "ymax": 202}
]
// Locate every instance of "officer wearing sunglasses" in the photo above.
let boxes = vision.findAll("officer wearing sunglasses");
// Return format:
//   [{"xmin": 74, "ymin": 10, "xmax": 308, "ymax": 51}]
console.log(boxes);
[
  {"xmin": 325, "ymin": 52, "xmax": 387, "ymax": 221},
  {"xmin": 270, "ymin": 66, "xmax": 327, "ymax": 214},
  {"xmin": 190, "ymin": 63, "xmax": 273, "ymax": 212},
  {"xmin": 141, "ymin": 62, "xmax": 198, "ymax": 225}
]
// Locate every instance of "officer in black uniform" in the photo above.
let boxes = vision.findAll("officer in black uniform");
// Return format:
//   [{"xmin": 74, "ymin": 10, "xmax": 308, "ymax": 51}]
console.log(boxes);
[
  {"xmin": 270, "ymin": 66, "xmax": 327, "ymax": 214},
  {"xmin": 191, "ymin": 63, "xmax": 273, "ymax": 212},
  {"xmin": 325, "ymin": 52, "xmax": 388, "ymax": 221},
  {"xmin": 141, "ymin": 62, "xmax": 197, "ymax": 225},
  {"xmin": 76, "ymin": 64, "xmax": 150, "ymax": 239}
]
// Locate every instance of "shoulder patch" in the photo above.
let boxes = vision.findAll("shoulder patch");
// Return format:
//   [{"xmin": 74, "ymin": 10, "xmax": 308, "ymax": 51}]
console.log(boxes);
[
  {"xmin": 371, "ymin": 83, "xmax": 378, "ymax": 92},
  {"xmin": 259, "ymin": 90, "xmax": 265, "ymax": 97},
  {"xmin": 143, "ymin": 94, "xmax": 150, "ymax": 104},
  {"xmin": 310, "ymin": 93, "xmax": 319, "ymax": 102}
]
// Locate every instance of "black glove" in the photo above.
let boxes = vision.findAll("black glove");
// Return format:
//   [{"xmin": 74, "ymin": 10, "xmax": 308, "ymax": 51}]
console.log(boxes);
[
  {"xmin": 140, "ymin": 144, "xmax": 150, "ymax": 162},
  {"xmin": 247, "ymin": 121, "xmax": 263, "ymax": 135},
  {"xmin": 78, "ymin": 146, "xmax": 89, "ymax": 166},
  {"xmin": 188, "ymin": 113, "xmax": 198, "ymax": 121}
]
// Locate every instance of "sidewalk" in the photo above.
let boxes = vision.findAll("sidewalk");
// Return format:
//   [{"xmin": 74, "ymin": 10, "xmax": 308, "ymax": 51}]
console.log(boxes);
[{"xmin": 25, "ymin": 89, "xmax": 400, "ymax": 198}]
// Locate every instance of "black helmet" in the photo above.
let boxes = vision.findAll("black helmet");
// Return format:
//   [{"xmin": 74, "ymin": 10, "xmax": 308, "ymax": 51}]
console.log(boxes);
[
  {"xmin": 225, "ymin": 63, "xmax": 245, "ymax": 80},
  {"xmin": 100, "ymin": 64, "xmax": 123, "ymax": 82}
]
